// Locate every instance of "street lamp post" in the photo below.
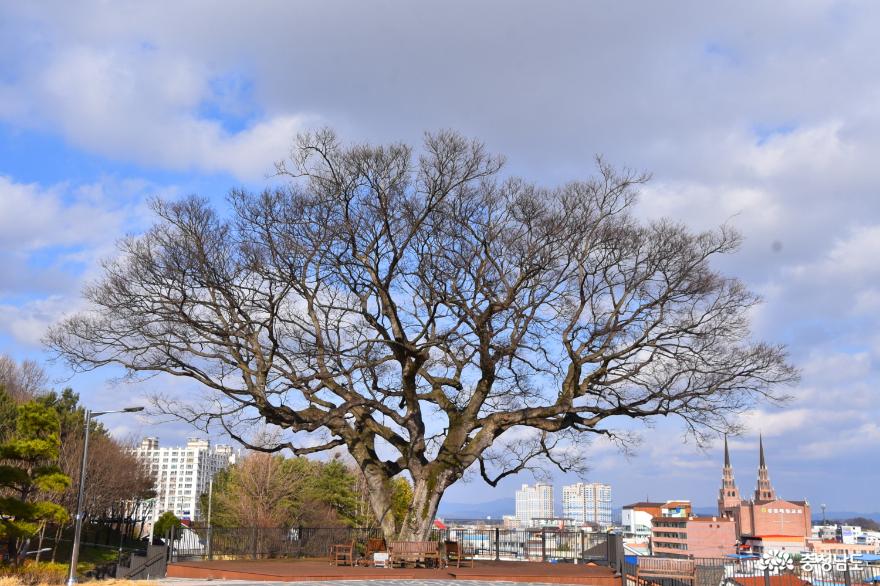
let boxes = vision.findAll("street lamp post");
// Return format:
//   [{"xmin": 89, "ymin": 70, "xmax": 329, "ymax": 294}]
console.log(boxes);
[
  {"xmin": 206, "ymin": 478, "xmax": 213, "ymax": 560},
  {"xmin": 66, "ymin": 406, "xmax": 144, "ymax": 586}
]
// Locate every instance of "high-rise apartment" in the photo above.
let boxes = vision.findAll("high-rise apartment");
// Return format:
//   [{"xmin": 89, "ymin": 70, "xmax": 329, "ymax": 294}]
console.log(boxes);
[
  {"xmin": 133, "ymin": 437, "xmax": 237, "ymax": 523},
  {"xmin": 562, "ymin": 482, "xmax": 612, "ymax": 527},
  {"xmin": 515, "ymin": 483, "xmax": 554, "ymax": 527}
]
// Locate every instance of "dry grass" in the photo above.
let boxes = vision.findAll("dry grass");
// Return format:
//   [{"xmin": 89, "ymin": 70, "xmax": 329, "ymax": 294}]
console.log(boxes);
[{"xmin": 0, "ymin": 574, "xmax": 156, "ymax": 586}]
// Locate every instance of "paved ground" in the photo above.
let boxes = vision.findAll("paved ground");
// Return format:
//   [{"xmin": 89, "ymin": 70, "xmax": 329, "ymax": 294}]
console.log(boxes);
[{"xmin": 158, "ymin": 578, "xmax": 576, "ymax": 586}]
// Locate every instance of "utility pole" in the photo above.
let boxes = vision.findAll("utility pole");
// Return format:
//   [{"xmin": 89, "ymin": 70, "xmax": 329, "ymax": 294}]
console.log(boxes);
[{"xmin": 66, "ymin": 406, "xmax": 144, "ymax": 586}]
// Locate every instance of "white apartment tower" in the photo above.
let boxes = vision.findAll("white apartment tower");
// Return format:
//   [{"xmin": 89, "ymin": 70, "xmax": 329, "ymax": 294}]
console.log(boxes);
[
  {"xmin": 562, "ymin": 482, "xmax": 612, "ymax": 527},
  {"xmin": 133, "ymin": 437, "xmax": 237, "ymax": 523},
  {"xmin": 515, "ymin": 483, "xmax": 554, "ymax": 527}
]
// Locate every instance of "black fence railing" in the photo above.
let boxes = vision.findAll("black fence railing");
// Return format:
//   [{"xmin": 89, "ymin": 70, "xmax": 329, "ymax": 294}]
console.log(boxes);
[
  {"xmin": 621, "ymin": 555, "xmax": 880, "ymax": 586},
  {"xmin": 168, "ymin": 525, "xmax": 615, "ymax": 565}
]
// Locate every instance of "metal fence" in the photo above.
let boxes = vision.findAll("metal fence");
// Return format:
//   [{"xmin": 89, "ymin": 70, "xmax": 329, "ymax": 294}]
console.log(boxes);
[
  {"xmin": 442, "ymin": 528, "xmax": 613, "ymax": 562},
  {"xmin": 168, "ymin": 525, "xmax": 615, "ymax": 564},
  {"xmin": 621, "ymin": 555, "xmax": 880, "ymax": 586}
]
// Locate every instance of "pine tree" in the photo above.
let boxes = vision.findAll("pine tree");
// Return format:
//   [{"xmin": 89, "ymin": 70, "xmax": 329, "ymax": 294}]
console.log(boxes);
[{"xmin": 0, "ymin": 401, "xmax": 70, "ymax": 565}]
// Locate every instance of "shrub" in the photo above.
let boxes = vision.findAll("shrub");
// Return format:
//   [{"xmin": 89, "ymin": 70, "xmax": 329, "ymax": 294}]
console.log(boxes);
[{"xmin": 0, "ymin": 561, "xmax": 68, "ymax": 585}]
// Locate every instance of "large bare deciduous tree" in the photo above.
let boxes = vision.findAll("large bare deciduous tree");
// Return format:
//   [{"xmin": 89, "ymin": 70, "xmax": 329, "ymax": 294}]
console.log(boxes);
[{"xmin": 47, "ymin": 130, "xmax": 796, "ymax": 539}]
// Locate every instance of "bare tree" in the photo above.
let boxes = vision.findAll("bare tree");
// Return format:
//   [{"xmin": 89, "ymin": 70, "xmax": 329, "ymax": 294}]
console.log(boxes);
[
  {"xmin": 56, "ymin": 431, "xmax": 154, "ymax": 522},
  {"xmin": 0, "ymin": 354, "xmax": 49, "ymax": 401},
  {"xmin": 47, "ymin": 129, "xmax": 796, "ymax": 539}
]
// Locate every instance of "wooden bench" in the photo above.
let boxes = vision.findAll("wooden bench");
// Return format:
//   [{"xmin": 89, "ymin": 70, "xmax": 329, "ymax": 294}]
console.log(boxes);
[
  {"xmin": 388, "ymin": 541, "xmax": 441, "ymax": 568},
  {"xmin": 636, "ymin": 558, "xmax": 696, "ymax": 584}
]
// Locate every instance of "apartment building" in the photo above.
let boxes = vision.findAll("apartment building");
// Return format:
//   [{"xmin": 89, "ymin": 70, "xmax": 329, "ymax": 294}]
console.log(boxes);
[
  {"xmin": 562, "ymin": 482, "xmax": 613, "ymax": 528},
  {"xmin": 133, "ymin": 437, "xmax": 237, "ymax": 523},
  {"xmin": 515, "ymin": 483, "xmax": 554, "ymax": 527}
]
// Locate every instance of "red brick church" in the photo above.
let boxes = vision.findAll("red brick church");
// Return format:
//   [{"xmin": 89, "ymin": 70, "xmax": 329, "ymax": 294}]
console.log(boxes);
[{"xmin": 718, "ymin": 435, "xmax": 811, "ymax": 553}]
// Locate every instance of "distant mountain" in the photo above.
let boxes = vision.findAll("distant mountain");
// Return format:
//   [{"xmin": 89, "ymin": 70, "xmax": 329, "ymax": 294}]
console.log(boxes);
[
  {"xmin": 438, "ymin": 497, "xmax": 514, "ymax": 519},
  {"xmin": 815, "ymin": 511, "xmax": 880, "ymax": 523}
]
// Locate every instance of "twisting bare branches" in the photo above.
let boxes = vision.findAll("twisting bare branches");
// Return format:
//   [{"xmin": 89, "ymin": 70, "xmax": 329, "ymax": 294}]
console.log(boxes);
[{"xmin": 46, "ymin": 129, "xmax": 797, "ymax": 539}]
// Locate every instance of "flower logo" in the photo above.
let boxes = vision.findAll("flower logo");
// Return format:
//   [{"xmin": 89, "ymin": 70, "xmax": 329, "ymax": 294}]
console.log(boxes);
[{"xmin": 757, "ymin": 550, "xmax": 794, "ymax": 573}]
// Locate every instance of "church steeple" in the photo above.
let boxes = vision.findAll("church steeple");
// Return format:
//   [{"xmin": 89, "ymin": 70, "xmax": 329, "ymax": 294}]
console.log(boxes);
[
  {"xmin": 718, "ymin": 434, "xmax": 741, "ymax": 517},
  {"xmin": 754, "ymin": 434, "xmax": 777, "ymax": 502}
]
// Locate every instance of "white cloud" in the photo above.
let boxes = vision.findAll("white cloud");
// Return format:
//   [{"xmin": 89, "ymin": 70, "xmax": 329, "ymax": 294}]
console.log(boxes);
[
  {"xmin": 795, "ymin": 423, "xmax": 880, "ymax": 459},
  {"xmin": 2, "ymin": 44, "xmax": 312, "ymax": 180},
  {"xmin": 0, "ymin": 176, "xmax": 155, "ymax": 346},
  {"xmin": 0, "ymin": 296, "xmax": 83, "ymax": 346},
  {"xmin": 2, "ymin": 0, "xmax": 880, "ymax": 509}
]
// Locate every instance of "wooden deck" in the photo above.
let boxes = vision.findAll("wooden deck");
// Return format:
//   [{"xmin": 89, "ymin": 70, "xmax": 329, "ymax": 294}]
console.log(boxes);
[{"xmin": 167, "ymin": 558, "xmax": 621, "ymax": 585}]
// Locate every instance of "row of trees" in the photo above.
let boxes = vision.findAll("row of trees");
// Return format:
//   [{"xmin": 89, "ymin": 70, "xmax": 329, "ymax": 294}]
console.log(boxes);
[
  {"xmin": 0, "ymin": 355, "xmax": 155, "ymax": 565},
  {"xmin": 203, "ymin": 452, "xmax": 413, "ymax": 532}
]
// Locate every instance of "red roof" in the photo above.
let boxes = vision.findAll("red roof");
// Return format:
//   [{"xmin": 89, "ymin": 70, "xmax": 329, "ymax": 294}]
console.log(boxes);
[{"xmin": 434, "ymin": 519, "xmax": 447, "ymax": 530}]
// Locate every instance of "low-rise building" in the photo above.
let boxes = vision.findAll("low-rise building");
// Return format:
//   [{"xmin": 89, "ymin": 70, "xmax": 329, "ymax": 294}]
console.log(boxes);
[
  {"xmin": 622, "ymin": 500, "xmax": 691, "ymax": 538},
  {"xmin": 651, "ymin": 516, "xmax": 737, "ymax": 558},
  {"xmin": 807, "ymin": 540, "xmax": 879, "ymax": 556}
]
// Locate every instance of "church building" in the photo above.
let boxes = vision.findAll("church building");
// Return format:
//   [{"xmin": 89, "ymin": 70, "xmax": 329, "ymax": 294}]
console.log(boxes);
[{"xmin": 718, "ymin": 435, "xmax": 811, "ymax": 554}]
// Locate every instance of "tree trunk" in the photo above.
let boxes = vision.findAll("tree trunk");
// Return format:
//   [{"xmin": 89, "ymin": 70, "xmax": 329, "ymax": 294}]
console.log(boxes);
[
  {"xmin": 35, "ymin": 523, "xmax": 46, "ymax": 563},
  {"xmin": 398, "ymin": 467, "xmax": 454, "ymax": 541},
  {"xmin": 359, "ymin": 463, "xmax": 397, "ymax": 539},
  {"xmin": 50, "ymin": 525, "xmax": 62, "ymax": 562}
]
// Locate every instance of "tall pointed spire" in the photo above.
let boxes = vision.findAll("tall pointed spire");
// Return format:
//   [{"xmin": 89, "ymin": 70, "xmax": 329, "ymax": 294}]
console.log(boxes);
[
  {"xmin": 759, "ymin": 433, "xmax": 766, "ymax": 468},
  {"xmin": 754, "ymin": 434, "xmax": 776, "ymax": 502},
  {"xmin": 718, "ymin": 434, "xmax": 741, "ymax": 517}
]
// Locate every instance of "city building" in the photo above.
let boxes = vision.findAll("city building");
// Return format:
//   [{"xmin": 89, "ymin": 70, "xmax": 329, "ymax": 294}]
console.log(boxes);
[
  {"xmin": 132, "ymin": 437, "xmax": 237, "ymax": 524},
  {"xmin": 651, "ymin": 515, "xmax": 737, "ymax": 558},
  {"xmin": 808, "ymin": 524, "xmax": 880, "ymax": 554},
  {"xmin": 562, "ymin": 482, "xmax": 613, "ymax": 528},
  {"xmin": 515, "ymin": 483, "xmax": 554, "ymax": 527},
  {"xmin": 622, "ymin": 500, "xmax": 692, "ymax": 538},
  {"xmin": 717, "ymin": 435, "xmax": 811, "ymax": 554},
  {"xmin": 808, "ymin": 540, "xmax": 879, "ymax": 556}
]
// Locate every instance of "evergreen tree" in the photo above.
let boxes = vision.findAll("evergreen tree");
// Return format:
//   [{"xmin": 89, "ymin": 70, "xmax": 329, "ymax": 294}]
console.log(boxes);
[
  {"xmin": 389, "ymin": 477, "xmax": 413, "ymax": 533},
  {"xmin": 310, "ymin": 459, "xmax": 363, "ymax": 526},
  {"xmin": 153, "ymin": 511, "xmax": 182, "ymax": 539},
  {"xmin": 0, "ymin": 401, "xmax": 70, "ymax": 565}
]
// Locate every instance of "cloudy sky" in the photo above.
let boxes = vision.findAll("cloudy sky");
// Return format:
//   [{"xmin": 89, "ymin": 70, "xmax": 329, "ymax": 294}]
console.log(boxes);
[{"xmin": 1, "ymin": 1, "xmax": 878, "ymax": 514}]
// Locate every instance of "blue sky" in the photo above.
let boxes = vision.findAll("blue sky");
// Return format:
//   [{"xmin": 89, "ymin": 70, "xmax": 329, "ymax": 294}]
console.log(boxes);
[{"xmin": 1, "ymin": 1, "xmax": 879, "ymax": 513}]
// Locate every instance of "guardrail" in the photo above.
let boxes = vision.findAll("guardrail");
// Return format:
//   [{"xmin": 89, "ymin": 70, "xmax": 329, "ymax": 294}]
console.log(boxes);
[{"xmin": 169, "ymin": 525, "xmax": 616, "ymax": 565}]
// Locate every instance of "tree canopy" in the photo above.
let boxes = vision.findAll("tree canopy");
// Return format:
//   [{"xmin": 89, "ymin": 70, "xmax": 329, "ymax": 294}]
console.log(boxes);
[
  {"xmin": 204, "ymin": 452, "xmax": 392, "ymax": 529},
  {"xmin": 47, "ymin": 129, "xmax": 797, "ymax": 539},
  {"xmin": 153, "ymin": 511, "xmax": 181, "ymax": 539}
]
